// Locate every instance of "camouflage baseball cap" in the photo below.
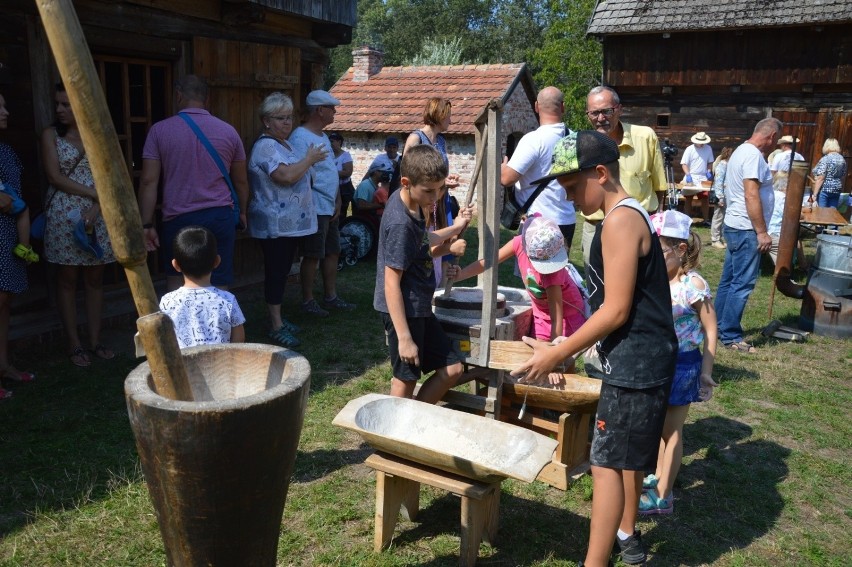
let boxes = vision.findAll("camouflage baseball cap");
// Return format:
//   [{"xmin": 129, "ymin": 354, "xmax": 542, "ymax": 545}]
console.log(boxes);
[{"xmin": 532, "ymin": 130, "xmax": 620, "ymax": 185}]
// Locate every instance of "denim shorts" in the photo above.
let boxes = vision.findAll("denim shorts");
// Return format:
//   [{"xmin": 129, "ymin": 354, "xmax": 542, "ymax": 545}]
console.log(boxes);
[
  {"xmin": 670, "ymin": 349, "xmax": 702, "ymax": 406},
  {"xmin": 590, "ymin": 381, "xmax": 669, "ymax": 471},
  {"xmin": 161, "ymin": 206, "xmax": 235, "ymax": 286}
]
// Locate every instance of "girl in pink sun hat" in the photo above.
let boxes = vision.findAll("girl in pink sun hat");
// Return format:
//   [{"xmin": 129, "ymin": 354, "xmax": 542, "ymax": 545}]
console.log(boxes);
[{"xmin": 455, "ymin": 213, "xmax": 588, "ymax": 370}]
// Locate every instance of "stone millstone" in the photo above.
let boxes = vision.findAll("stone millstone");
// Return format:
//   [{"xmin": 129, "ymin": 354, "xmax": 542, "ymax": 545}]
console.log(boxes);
[{"xmin": 433, "ymin": 288, "xmax": 508, "ymax": 319}]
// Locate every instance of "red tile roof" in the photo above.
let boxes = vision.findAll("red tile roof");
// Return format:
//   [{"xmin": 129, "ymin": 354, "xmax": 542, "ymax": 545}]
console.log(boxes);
[{"xmin": 330, "ymin": 63, "xmax": 530, "ymax": 135}]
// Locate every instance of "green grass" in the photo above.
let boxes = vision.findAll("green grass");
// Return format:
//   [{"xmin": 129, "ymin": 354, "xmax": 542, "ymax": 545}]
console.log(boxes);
[{"xmin": 0, "ymin": 221, "xmax": 850, "ymax": 566}]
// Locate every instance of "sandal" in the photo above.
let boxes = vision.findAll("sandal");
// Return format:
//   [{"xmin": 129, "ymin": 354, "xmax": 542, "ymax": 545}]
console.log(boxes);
[
  {"xmin": 0, "ymin": 388, "xmax": 11, "ymax": 400},
  {"xmin": 727, "ymin": 341, "xmax": 757, "ymax": 354},
  {"xmin": 90, "ymin": 343, "xmax": 115, "ymax": 360},
  {"xmin": 639, "ymin": 488, "xmax": 673, "ymax": 515},
  {"xmin": 13, "ymin": 243, "xmax": 39, "ymax": 264},
  {"xmin": 69, "ymin": 347, "xmax": 91, "ymax": 367},
  {"xmin": 0, "ymin": 366, "xmax": 35, "ymax": 383},
  {"xmin": 642, "ymin": 473, "xmax": 659, "ymax": 491}
]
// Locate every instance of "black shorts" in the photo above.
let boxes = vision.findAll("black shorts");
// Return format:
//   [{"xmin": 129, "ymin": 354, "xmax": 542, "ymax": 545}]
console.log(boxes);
[
  {"xmin": 590, "ymin": 381, "xmax": 670, "ymax": 471},
  {"xmin": 381, "ymin": 312, "xmax": 460, "ymax": 381},
  {"xmin": 301, "ymin": 215, "xmax": 340, "ymax": 258}
]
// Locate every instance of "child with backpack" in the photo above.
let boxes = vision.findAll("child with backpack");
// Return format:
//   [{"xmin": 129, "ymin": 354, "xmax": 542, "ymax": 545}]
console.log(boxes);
[{"xmin": 455, "ymin": 213, "xmax": 588, "ymax": 357}]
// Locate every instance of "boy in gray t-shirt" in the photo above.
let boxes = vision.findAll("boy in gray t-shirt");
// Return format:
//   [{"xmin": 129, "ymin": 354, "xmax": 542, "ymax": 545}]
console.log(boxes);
[{"xmin": 373, "ymin": 145, "xmax": 472, "ymax": 404}]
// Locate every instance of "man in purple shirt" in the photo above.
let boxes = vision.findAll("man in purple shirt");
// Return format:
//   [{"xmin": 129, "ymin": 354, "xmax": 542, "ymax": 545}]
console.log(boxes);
[{"xmin": 138, "ymin": 75, "xmax": 249, "ymax": 291}]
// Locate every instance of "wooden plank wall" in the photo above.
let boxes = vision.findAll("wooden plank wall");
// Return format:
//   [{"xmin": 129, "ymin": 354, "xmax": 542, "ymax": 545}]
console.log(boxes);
[
  {"xmin": 602, "ymin": 24, "xmax": 852, "ymax": 188},
  {"xmin": 193, "ymin": 36, "xmax": 302, "ymax": 150},
  {"xmin": 604, "ymin": 25, "xmax": 851, "ymax": 91}
]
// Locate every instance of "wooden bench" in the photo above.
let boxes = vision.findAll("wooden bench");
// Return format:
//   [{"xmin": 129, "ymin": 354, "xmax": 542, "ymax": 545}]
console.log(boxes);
[{"xmin": 365, "ymin": 452, "xmax": 502, "ymax": 567}]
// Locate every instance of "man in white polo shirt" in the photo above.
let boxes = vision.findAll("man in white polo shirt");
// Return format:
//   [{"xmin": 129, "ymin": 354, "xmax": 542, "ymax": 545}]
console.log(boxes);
[{"xmin": 501, "ymin": 86, "xmax": 576, "ymax": 249}]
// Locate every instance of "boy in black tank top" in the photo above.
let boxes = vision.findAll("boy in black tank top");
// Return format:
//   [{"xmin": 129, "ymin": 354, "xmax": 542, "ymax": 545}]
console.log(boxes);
[{"xmin": 514, "ymin": 131, "xmax": 677, "ymax": 567}]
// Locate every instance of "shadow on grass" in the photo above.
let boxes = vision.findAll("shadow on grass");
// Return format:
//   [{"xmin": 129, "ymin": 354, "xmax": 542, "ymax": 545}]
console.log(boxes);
[
  {"xmin": 643, "ymin": 416, "xmax": 789, "ymax": 566},
  {"xmin": 387, "ymin": 491, "xmax": 590, "ymax": 566},
  {"xmin": 291, "ymin": 446, "xmax": 374, "ymax": 483},
  {"xmin": 713, "ymin": 362, "xmax": 760, "ymax": 382}
]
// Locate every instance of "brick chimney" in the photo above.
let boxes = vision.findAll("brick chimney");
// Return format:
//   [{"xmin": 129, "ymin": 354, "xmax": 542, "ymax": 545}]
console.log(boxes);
[{"xmin": 352, "ymin": 46, "xmax": 384, "ymax": 82}]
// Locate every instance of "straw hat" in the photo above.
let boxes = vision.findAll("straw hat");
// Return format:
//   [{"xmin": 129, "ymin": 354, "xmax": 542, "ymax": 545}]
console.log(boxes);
[
  {"xmin": 690, "ymin": 132, "xmax": 711, "ymax": 144},
  {"xmin": 778, "ymin": 135, "xmax": 800, "ymax": 145}
]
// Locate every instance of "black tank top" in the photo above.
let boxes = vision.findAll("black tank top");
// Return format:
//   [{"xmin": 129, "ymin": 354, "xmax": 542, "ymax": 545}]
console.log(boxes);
[{"xmin": 586, "ymin": 199, "xmax": 677, "ymax": 388}]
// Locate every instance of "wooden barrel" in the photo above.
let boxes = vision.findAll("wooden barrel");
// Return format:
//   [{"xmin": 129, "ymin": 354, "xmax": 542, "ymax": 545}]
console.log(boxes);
[{"xmin": 125, "ymin": 344, "xmax": 311, "ymax": 567}]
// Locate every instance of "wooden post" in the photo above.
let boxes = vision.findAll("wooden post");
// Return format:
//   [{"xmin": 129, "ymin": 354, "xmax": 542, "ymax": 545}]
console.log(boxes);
[{"xmin": 34, "ymin": 0, "xmax": 191, "ymax": 400}]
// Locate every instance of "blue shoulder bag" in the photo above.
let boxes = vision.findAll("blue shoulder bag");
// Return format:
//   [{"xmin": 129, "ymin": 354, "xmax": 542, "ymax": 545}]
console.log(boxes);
[{"xmin": 178, "ymin": 112, "xmax": 242, "ymax": 228}]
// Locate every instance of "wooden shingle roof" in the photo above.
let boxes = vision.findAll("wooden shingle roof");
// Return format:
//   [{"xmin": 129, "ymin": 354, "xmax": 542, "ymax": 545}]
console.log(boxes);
[
  {"xmin": 587, "ymin": 0, "xmax": 852, "ymax": 35},
  {"xmin": 329, "ymin": 63, "xmax": 532, "ymax": 135}
]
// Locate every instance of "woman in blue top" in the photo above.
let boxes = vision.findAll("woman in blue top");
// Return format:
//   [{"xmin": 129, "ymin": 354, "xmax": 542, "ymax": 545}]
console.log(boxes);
[
  {"xmin": 811, "ymin": 138, "xmax": 847, "ymax": 209},
  {"xmin": 403, "ymin": 97, "xmax": 460, "ymax": 287}
]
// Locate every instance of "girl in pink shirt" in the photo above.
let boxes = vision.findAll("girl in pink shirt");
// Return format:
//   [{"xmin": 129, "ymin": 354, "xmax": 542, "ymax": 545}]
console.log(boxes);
[{"xmin": 456, "ymin": 214, "xmax": 587, "ymax": 347}]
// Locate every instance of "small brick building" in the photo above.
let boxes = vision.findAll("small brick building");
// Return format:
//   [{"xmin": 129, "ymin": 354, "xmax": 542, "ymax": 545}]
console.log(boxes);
[{"xmin": 329, "ymin": 47, "xmax": 539, "ymax": 202}]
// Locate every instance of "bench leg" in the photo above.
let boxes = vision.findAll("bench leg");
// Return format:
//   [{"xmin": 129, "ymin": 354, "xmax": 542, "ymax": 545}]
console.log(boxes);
[
  {"xmin": 374, "ymin": 472, "xmax": 419, "ymax": 551},
  {"xmin": 459, "ymin": 496, "xmax": 485, "ymax": 567},
  {"xmin": 482, "ymin": 485, "xmax": 500, "ymax": 545}
]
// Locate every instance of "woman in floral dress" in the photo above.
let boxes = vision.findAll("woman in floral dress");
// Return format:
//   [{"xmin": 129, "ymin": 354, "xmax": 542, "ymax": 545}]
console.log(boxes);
[{"xmin": 41, "ymin": 84, "xmax": 116, "ymax": 367}]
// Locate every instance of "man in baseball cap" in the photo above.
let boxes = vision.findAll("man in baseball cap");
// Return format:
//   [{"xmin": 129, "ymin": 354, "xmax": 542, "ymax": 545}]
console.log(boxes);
[
  {"xmin": 369, "ymin": 135, "xmax": 402, "ymax": 181},
  {"xmin": 517, "ymin": 128, "xmax": 677, "ymax": 567},
  {"xmin": 288, "ymin": 89, "xmax": 354, "ymax": 316}
]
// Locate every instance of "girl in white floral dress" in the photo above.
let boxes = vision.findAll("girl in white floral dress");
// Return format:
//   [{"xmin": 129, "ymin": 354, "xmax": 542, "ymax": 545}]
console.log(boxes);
[
  {"xmin": 641, "ymin": 210, "xmax": 719, "ymax": 515},
  {"xmin": 41, "ymin": 84, "xmax": 116, "ymax": 367}
]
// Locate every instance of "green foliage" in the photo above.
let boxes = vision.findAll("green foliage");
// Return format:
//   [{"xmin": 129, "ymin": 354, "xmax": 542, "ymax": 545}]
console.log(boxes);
[
  {"xmin": 324, "ymin": 1, "xmax": 602, "ymax": 132},
  {"xmin": 530, "ymin": 0, "xmax": 602, "ymax": 130},
  {"xmin": 404, "ymin": 37, "xmax": 467, "ymax": 67}
]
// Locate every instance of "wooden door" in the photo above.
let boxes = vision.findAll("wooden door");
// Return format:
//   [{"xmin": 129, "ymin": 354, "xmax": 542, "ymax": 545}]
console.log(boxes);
[
  {"xmin": 774, "ymin": 109, "xmax": 852, "ymax": 191},
  {"xmin": 193, "ymin": 37, "xmax": 301, "ymax": 150}
]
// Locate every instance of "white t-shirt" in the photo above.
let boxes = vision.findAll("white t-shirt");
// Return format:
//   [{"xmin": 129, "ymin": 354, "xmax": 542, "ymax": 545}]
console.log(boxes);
[
  {"xmin": 288, "ymin": 127, "xmax": 337, "ymax": 215},
  {"xmin": 681, "ymin": 144, "xmax": 714, "ymax": 176},
  {"xmin": 724, "ymin": 142, "xmax": 774, "ymax": 231},
  {"xmin": 335, "ymin": 150, "xmax": 353, "ymax": 184},
  {"xmin": 159, "ymin": 286, "xmax": 246, "ymax": 349},
  {"xmin": 770, "ymin": 150, "xmax": 804, "ymax": 173},
  {"xmin": 507, "ymin": 122, "xmax": 576, "ymax": 225}
]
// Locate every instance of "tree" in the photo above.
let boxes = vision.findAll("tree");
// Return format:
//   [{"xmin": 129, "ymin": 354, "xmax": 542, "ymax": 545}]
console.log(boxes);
[
  {"xmin": 404, "ymin": 37, "xmax": 467, "ymax": 67},
  {"xmin": 531, "ymin": 0, "xmax": 602, "ymax": 130},
  {"xmin": 323, "ymin": 0, "xmax": 603, "ymax": 129}
]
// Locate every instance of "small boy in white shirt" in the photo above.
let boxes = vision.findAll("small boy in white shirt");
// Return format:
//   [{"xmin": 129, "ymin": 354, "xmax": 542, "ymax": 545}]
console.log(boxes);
[{"xmin": 159, "ymin": 226, "xmax": 246, "ymax": 348}]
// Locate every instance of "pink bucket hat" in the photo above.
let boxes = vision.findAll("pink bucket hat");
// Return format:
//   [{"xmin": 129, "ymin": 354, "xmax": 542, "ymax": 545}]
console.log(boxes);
[
  {"xmin": 650, "ymin": 210, "xmax": 692, "ymax": 240},
  {"xmin": 521, "ymin": 215, "xmax": 568, "ymax": 274}
]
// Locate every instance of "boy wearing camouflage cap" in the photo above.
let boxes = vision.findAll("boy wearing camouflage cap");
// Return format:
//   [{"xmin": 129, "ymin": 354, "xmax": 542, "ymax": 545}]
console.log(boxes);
[{"xmin": 513, "ymin": 131, "xmax": 677, "ymax": 566}]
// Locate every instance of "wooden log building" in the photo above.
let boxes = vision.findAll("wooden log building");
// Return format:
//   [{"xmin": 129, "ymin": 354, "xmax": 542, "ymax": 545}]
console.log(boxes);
[
  {"xmin": 0, "ymin": 0, "xmax": 355, "ymax": 334},
  {"xmin": 587, "ymin": 0, "xmax": 852, "ymax": 185}
]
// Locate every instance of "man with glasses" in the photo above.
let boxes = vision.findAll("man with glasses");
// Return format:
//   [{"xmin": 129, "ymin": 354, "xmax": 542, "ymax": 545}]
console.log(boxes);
[
  {"xmin": 138, "ymin": 75, "xmax": 249, "ymax": 292},
  {"xmin": 289, "ymin": 90, "xmax": 355, "ymax": 316},
  {"xmin": 581, "ymin": 86, "xmax": 667, "ymax": 268}
]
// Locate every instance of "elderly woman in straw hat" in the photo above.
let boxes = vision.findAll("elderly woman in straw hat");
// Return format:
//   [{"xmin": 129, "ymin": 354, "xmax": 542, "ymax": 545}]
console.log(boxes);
[
  {"xmin": 769, "ymin": 135, "xmax": 804, "ymax": 192},
  {"xmin": 681, "ymin": 131, "xmax": 715, "ymax": 224}
]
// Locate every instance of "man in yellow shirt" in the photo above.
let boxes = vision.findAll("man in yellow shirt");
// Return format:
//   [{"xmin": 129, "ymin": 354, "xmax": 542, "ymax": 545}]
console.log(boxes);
[{"xmin": 581, "ymin": 86, "xmax": 667, "ymax": 266}]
